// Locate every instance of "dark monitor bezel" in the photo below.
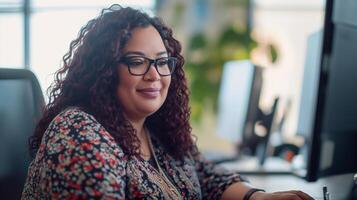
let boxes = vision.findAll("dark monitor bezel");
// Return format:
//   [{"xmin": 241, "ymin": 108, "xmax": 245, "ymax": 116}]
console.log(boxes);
[
  {"xmin": 304, "ymin": 0, "xmax": 334, "ymax": 182},
  {"xmin": 303, "ymin": 0, "xmax": 357, "ymax": 182}
]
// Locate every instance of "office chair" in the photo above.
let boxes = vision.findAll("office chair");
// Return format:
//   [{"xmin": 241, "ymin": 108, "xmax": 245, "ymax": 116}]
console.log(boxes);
[{"xmin": 0, "ymin": 68, "xmax": 44, "ymax": 199}]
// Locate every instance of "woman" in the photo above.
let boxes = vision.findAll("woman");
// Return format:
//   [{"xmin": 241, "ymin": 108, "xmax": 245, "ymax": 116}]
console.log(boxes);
[{"xmin": 22, "ymin": 5, "xmax": 313, "ymax": 200}]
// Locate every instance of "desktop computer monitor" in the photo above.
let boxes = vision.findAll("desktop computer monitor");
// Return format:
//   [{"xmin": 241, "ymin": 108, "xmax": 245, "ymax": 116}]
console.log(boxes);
[
  {"xmin": 217, "ymin": 60, "xmax": 277, "ymax": 164},
  {"xmin": 296, "ymin": 0, "xmax": 357, "ymax": 183},
  {"xmin": 217, "ymin": 60, "xmax": 261, "ymax": 142},
  {"xmin": 296, "ymin": 30, "xmax": 323, "ymax": 139}
]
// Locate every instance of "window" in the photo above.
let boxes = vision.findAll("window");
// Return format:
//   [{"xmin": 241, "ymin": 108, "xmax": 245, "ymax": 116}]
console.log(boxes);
[
  {"xmin": 29, "ymin": 0, "xmax": 154, "ymax": 99},
  {"xmin": 0, "ymin": 1, "xmax": 24, "ymax": 68}
]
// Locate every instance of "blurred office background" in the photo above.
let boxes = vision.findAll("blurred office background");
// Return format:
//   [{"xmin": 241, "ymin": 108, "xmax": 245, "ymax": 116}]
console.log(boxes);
[{"xmin": 0, "ymin": 0, "xmax": 325, "ymax": 164}]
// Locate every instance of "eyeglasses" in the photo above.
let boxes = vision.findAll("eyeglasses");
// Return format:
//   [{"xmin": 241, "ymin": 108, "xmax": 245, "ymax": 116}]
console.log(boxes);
[{"xmin": 120, "ymin": 56, "xmax": 177, "ymax": 76}]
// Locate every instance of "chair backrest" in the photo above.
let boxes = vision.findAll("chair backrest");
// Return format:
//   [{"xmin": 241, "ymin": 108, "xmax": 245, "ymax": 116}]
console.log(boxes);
[{"xmin": 0, "ymin": 68, "xmax": 44, "ymax": 199}]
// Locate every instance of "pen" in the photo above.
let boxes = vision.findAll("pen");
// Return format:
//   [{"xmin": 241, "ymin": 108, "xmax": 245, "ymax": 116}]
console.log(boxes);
[{"xmin": 323, "ymin": 186, "xmax": 330, "ymax": 200}]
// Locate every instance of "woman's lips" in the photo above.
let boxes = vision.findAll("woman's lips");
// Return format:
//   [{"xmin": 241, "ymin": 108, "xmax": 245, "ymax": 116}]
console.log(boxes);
[{"xmin": 136, "ymin": 88, "xmax": 160, "ymax": 98}]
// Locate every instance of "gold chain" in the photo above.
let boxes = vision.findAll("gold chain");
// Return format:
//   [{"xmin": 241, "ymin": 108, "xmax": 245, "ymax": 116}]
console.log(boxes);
[{"xmin": 145, "ymin": 128, "xmax": 183, "ymax": 200}]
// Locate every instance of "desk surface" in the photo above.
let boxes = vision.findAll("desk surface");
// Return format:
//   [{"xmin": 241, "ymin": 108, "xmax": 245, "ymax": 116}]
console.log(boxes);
[
  {"xmin": 219, "ymin": 157, "xmax": 354, "ymax": 200},
  {"xmin": 245, "ymin": 174, "xmax": 353, "ymax": 200},
  {"xmin": 220, "ymin": 156, "xmax": 292, "ymax": 174}
]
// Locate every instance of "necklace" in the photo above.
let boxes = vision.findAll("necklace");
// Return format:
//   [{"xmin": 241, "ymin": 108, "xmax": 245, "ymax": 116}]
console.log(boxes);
[{"xmin": 145, "ymin": 128, "xmax": 183, "ymax": 200}]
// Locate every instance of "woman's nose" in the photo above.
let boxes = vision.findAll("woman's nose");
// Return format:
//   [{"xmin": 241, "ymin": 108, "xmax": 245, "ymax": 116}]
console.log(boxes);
[{"xmin": 143, "ymin": 64, "xmax": 160, "ymax": 81}]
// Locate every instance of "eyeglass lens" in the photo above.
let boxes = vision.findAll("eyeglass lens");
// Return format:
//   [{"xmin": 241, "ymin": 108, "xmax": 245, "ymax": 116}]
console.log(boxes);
[{"xmin": 123, "ymin": 56, "xmax": 176, "ymax": 76}]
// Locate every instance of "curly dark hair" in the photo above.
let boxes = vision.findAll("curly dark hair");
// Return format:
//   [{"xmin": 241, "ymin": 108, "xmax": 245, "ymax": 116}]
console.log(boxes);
[{"xmin": 30, "ymin": 5, "xmax": 194, "ymax": 159}]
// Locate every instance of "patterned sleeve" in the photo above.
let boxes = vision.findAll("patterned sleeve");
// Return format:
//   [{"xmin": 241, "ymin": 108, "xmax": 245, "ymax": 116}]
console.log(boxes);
[
  {"xmin": 191, "ymin": 149, "xmax": 249, "ymax": 200},
  {"xmin": 35, "ymin": 108, "xmax": 127, "ymax": 199}
]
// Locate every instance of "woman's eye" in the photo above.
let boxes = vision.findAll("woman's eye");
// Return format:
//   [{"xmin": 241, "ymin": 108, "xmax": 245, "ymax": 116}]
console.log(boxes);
[
  {"xmin": 157, "ymin": 59, "xmax": 168, "ymax": 66},
  {"xmin": 128, "ymin": 60, "xmax": 144, "ymax": 66}
]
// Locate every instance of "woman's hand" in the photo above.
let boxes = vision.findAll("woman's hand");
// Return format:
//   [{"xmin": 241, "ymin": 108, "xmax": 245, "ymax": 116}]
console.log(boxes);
[
  {"xmin": 251, "ymin": 190, "xmax": 315, "ymax": 200},
  {"xmin": 221, "ymin": 182, "xmax": 315, "ymax": 200}
]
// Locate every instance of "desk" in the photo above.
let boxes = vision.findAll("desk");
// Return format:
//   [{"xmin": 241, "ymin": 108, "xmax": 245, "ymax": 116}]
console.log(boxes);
[
  {"xmin": 220, "ymin": 156, "xmax": 292, "ymax": 174},
  {"xmin": 219, "ymin": 157, "xmax": 354, "ymax": 200}
]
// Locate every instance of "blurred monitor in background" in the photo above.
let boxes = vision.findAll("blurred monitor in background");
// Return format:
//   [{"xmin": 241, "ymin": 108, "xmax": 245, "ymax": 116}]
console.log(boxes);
[
  {"xmin": 293, "ymin": 30, "xmax": 323, "ymax": 170},
  {"xmin": 216, "ymin": 60, "xmax": 278, "ymax": 164},
  {"xmin": 296, "ymin": 30, "xmax": 323, "ymax": 139},
  {"xmin": 217, "ymin": 60, "xmax": 263, "ymax": 155}
]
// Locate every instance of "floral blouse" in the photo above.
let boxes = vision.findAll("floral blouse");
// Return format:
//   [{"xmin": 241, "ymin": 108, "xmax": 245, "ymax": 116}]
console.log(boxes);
[{"xmin": 22, "ymin": 108, "xmax": 248, "ymax": 199}]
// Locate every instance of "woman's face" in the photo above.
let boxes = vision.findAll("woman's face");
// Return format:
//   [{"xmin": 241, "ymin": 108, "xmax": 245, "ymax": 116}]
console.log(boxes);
[{"xmin": 116, "ymin": 26, "xmax": 171, "ymax": 121}]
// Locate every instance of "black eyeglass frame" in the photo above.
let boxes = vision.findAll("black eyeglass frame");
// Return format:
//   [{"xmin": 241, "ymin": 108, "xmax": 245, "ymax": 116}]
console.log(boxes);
[{"xmin": 119, "ymin": 56, "xmax": 177, "ymax": 76}]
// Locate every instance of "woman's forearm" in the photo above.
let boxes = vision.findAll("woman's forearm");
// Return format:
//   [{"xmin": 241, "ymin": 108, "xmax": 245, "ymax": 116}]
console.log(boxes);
[
  {"xmin": 221, "ymin": 182, "xmax": 256, "ymax": 200},
  {"xmin": 221, "ymin": 181, "xmax": 314, "ymax": 200}
]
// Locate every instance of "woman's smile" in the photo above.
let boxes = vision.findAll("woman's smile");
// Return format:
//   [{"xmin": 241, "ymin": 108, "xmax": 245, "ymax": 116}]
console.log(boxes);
[{"xmin": 136, "ymin": 87, "xmax": 161, "ymax": 99}]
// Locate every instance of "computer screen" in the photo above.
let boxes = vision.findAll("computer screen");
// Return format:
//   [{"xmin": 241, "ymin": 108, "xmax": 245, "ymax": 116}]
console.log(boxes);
[
  {"xmin": 217, "ymin": 60, "xmax": 250, "ymax": 142},
  {"xmin": 216, "ymin": 60, "xmax": 276, "ymax": 163},
  {"xmin": 217, "ymin": 60, "xmax": 262, "ymax": 145},
  {"xmin": 296, "ymin": 30, "xmax": 323, "ymax": 138},
  {"xmin": 298, "ymin": 0, "xmax": 357, "ymax": 182}
]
